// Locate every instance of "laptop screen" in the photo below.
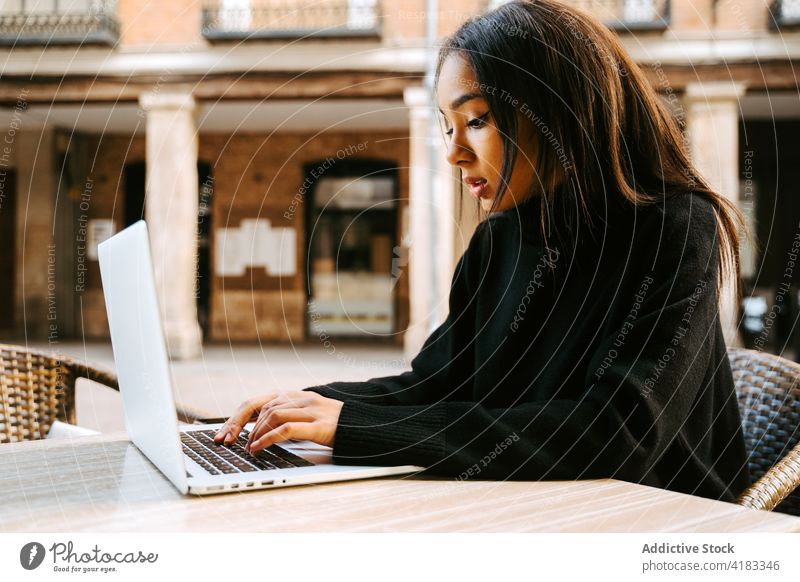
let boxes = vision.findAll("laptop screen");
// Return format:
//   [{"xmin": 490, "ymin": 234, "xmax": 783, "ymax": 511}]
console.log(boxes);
[{"xmin": 98, "ymin": 220, "xmax": 189, "ymax": 494}]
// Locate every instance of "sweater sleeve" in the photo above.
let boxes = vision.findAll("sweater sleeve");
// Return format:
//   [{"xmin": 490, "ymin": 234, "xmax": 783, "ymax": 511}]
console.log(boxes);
[
  {"xmin": 328, "ymin": 198, "xmax": 726, "ymax": 483},
  {"xmin": 302, "ymin": 223, "xmax": 485, "ymax": 407}
]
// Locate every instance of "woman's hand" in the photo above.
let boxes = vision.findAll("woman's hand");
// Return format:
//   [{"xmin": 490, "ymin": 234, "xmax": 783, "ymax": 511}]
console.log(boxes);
[{"xmin": 213, "ymin": 391, "xmax": 343, "ymax": 454}]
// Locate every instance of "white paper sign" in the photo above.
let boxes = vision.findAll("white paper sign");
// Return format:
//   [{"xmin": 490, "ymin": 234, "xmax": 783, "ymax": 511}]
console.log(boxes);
[
  {"xmin": 214, "ymin": 219, "xmax": 296, "ymax": 277},
  {"xmin": 87, "ymin": 219, "xmax": 115, "ymax": 261}
]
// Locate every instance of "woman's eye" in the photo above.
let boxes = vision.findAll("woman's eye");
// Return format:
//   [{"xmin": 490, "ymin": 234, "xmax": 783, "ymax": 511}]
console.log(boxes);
[{"xmin": 468, "ymin": 113, "xmax": 489, "ymax": 128}]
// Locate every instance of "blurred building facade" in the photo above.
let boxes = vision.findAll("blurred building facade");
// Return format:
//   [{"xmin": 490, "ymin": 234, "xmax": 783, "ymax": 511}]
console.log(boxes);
[{"xmin": 0, "ymin": 0, "xmax": 798, "ymax": 359}]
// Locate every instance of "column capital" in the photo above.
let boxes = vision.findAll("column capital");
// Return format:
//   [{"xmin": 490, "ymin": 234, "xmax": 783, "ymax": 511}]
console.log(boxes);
[
  {"xmin": 684, "ymin": 81, "xmax": 747, "ymax": 103},
  {"xmin": 138, "ymin": 91, "xmax": 196, "ymax": 113},
  {"xmin": 403, "ymin": 85, "xmax": 431, "ymax": 109}
]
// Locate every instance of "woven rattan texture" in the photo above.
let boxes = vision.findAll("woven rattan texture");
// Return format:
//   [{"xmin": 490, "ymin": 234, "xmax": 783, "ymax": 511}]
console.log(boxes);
[
  {"xmin": 0, "ymin": 346, "xmax": 77, "ymax": 442},
  {"xmin": 0, "ymin": 343, "xmax": 210, "ymax": 444},
  {"xmin": 728, "ymin": 347, "xmax": 800, "ymax": 515}
]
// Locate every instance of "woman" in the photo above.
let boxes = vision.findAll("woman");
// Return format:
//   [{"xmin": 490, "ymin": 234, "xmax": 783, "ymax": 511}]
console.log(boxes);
[{"xmin": 215, "ymin": 0, "xmax": 750, "ymax": 502}]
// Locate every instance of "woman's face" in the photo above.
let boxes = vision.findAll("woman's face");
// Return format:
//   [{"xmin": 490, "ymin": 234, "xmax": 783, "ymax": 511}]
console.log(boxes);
[{"xmin": 437, "ymin": 53, "xmax": 540, "ymax": 213}]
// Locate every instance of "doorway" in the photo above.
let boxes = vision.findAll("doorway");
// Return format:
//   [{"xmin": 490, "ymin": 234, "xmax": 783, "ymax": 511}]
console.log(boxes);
[
  {"xmin": 303, "ymin": 158, "xmax": 399, "ymax": 339},
  {"xmin": 0, "ymin": 169, "xmax": 15, "ymax": 331},
  {"xmin": 738, "ymin": 119, "xmax": 800, "ymax": 358}
]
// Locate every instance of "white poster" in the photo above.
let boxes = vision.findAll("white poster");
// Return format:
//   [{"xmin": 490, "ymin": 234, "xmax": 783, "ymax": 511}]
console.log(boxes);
[
  {"xmin": 87, "ymin": 219, "xmax": 115, "ymax": 261},
  {"xmin": 214, "ymin": 220, "xmax": 296, "ymax": 277}
]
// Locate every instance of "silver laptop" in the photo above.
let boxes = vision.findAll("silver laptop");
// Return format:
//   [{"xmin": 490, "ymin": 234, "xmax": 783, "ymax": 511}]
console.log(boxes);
[{"xmin": 98, "ymin": 220, "xmax": 423, "ymax": 495}]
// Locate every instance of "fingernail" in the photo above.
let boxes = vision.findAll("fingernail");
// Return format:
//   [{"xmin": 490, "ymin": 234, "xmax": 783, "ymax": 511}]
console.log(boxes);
[{"xmin": 224, "ymin": 434, "xmax": 233, "ymax": 444}]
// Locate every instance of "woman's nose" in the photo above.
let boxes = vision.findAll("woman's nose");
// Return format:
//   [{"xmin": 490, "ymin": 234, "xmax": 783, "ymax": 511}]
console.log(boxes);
[{"xmin": 445, "ymin": 134, "xmax": 473, "ymax": 167}]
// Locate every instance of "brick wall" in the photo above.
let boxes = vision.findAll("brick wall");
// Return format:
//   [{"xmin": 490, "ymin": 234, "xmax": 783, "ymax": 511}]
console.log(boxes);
[
  {"xmin": 110, "ymin": 0, "xmax": 783, "ymax": 51},
  {"xmin": 715, "ymin": 0, "xmax": 771, "ymax": 33},
  {"xmin": 79, "ymin": 133, "xmax": 145, "ymax": 338},
  {"xmin": 114, "ymin": 0, "xmax": 488, "ymax": 49},
  {"xmin": 664, "ymin": 0, "xmax": 714, "ymax": 31},
  {"xmin": 381, "ymin": 0, "xmax": 427, "ymax": 43},
  {"xmin": 80, "ymin": 128, "xmax": 410, "ymax": 343},
  {"xmin": 117, "ymin": 0, "xmax": 205, "ymax": 47},
  {"xmin": 204, "ymin": 130, "xmax": 410, "ymax": 342}
]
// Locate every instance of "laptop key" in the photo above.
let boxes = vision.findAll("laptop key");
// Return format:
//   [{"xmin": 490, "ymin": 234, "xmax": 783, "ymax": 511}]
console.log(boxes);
[
  {"xmin": 231, "ymin": 431, "xmax": 314, "ymax": 468},
  {"xmin": 184, "ymin": 429, "xmax": 312, "ymax": 474},
  {"xmin": 184, "ymin": 433, "xmax": 245, "ymax": 474},
  {"xmin": 266, "ymin": 445, "xmax": 315, "ymax": 468},
  {"xmin": 184, "ymin": 430, "xmax": 282, "ymax": 474},
  {"xmin": 182, "ymin": 445, "xmax": 222, "ymax": 475},
  {"xmin": 257, "ymin": 451, "xmax": 295, "ymax": 469},
  {"xmin": 219, "ymin": 431, "xmax": 298, "ymax": 469},
  {"xmin": 228, "ymin": 444, "xmax": 276, "ymax": 470}
]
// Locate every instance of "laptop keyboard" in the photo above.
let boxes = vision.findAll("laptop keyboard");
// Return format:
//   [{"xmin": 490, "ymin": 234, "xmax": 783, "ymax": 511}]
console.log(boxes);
[{"xmin": 180, "ymin": 429, "xmax": 314, "ymax": 476}]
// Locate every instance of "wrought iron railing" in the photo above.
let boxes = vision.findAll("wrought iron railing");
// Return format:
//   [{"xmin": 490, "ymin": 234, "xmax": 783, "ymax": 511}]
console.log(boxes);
[
  {"xmin": 771, "ymin": 0, "xmax": 800, "ymax": 27},
  {"xmin": 564, "ymin": 0, "xmax": 670, "ymax": 31},
  {"xmin": 0, "ymin": 0, "xmax": 119, "ymax": 46},
  {"xmin": 202, "ymin": 0, "xmax": 381, "ymax": 40}
]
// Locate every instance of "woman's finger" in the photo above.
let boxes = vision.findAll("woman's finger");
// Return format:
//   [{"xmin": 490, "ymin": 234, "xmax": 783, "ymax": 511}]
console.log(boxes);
[
  {"xmin": 249, "ymin": 422, "xmax": 316, "ymax": 454},
  {"xmin": 245, "ymin": 396, "xmax": 317, "ymax": 445},
  {"xmin": 262, "ymin": 398, "xmax": 315, "ymax": 413},
  {"xmin": 247, "ymin": 401, "xmax": 289, "ymax": 446},
  {"xmin": 262, "ymin": 393, "xmax": 312, "ymax": 410},
  {"xmin": 213, "ymin": 394, "xmax": 278, "ymax": 444},
  {"xmin": 245, "ymin": 408, "xmax": 316, "ymax": 452}
]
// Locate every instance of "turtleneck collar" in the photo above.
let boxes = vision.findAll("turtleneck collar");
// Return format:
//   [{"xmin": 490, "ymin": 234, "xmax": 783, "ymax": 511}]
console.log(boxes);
[{"xmin": 491, "ymin": 194, "xmax": 543, "ymax": 244}]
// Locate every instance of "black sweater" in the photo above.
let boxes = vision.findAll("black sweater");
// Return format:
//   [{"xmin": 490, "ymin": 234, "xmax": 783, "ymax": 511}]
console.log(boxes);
[{"xmin": 304, "ymin": 193, "xmax": 751, "ymax": 502}]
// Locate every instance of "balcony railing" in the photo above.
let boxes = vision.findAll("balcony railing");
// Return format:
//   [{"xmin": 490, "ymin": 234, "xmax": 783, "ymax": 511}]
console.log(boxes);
[
  {"xmin": 0, "ymin": 0, "xmax": 119, "ymax": 46},
  {"xmin": 567, "ymin": 0, "xmax": 670, "ymax": 31},
  {"xmin": 202, "ymin": 0, "xmax": 381, "ymax": 40},
  {"xmin": 771, "ymin": 0, "xmax": 800, "ymax": 27}
]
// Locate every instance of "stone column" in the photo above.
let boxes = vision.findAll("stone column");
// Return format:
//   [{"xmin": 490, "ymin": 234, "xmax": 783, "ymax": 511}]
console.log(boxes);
[
  {"xmin": 15, "ymin": 126, "xmax": 57, "ymax": 339},
  {"xmin": 403, "ymin": 86, "xmax": 436, "ymax": 359},
  {"xmin": 432, "ymin": 119, "xmax": 461, "ymax": 334},
  {"xmin": 403, "ymin": 86, "xmax": 465, "ymax": 360},
  {"xmin": 138, "ymin": 91, "xmax": 202, "ymax": 360},
  {"xmin": 684, "ymin": 81, "xmax": 747, "ymax": 346}
]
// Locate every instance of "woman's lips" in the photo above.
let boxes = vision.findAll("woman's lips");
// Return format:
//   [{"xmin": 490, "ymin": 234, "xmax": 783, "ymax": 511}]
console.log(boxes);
[{"xmin": 465, "ymin": 178, "xmax": 488, "ymax": 199}]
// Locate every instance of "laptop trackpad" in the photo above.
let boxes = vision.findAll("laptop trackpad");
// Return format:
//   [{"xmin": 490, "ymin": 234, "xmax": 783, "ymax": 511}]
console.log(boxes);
[
  {"xmin": 283, "ymin": 440, "xmax": 333, "ymax": 465},
  {"xmin": 285, "ymin": 439, "xmax": 330, "ymax": 451}
]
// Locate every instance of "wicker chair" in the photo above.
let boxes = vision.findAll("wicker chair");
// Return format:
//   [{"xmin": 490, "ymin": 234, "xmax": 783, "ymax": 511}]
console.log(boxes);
[
  {"xmin": 728, "ymin": 347, "xmax": 800, "ymax": 515},
  {"xmin": 0, "ymin": 343, "xmax": 209, "ymax": 443}
]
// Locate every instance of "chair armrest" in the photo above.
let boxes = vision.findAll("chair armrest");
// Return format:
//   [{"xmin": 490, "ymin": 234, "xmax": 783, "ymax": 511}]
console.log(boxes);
[
  {"xmin": 188, "ymin": 416, "xmax": 229, "ymax": 424},
  {"xmin": 738, "ymin": 441, "xmax": 800, "ymax": 511},
  {"xmin": 64, "ymin": 357, "xmax": 119, "ymax": 391},
  {"xmin": 175, "ymin": 405, "xmax": 218, "ymax": 425},
  {"xmin": 65, "ymin": 357, "xmax": 213, "ymax": 426}
]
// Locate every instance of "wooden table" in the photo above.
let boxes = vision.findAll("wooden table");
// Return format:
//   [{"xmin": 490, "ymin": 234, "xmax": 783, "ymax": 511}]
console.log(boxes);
[{"xmin": 2, "ymin": 433, "xmax": 799, "ymax": 533}]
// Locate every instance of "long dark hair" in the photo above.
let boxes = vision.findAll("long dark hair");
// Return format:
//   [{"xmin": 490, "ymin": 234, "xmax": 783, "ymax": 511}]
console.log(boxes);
[{"xmin": 435, "ymin": 0, "xmax": 744, "ymax": 302}]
